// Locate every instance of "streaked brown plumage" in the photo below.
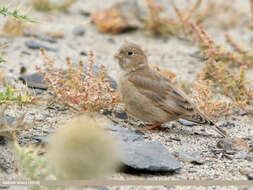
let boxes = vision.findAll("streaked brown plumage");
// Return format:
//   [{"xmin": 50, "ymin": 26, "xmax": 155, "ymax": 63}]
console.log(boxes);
[{"xmin": 115, "ymin": 42, "xmax": 227, "ymax": 137}]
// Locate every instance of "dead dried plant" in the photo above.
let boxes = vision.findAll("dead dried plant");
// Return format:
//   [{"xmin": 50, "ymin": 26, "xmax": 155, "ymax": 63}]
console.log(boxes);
[
  {"xmin": 36, "ymin": 48, "xmax": 120, "ymax": 112},
  {"xmin": 191, "ymin": 77, "xmax": 231, "ymax": 119},
  {"xmin": 144, "ymin": 0, "xmax": 245, "ymax": 37},
  {"xmin": 189, "ymin": 22, "xmax": 253, "ymax": 115},
  {"xmin": 143, "ymin": 0, "xmax": 201, "ymax": 36}
]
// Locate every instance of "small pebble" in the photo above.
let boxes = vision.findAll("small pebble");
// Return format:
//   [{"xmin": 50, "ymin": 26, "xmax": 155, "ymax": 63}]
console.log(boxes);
[
  {"xmin": 234, "ymin": 152, "xmax": 248, "ymax": 159},
  {"xmin": 114, "ymin": 111, "xmax": 128, "ymax": 120},
  {"xmin": 25, "ymin": 41, "xmax": 59, "ymax": 52},
  {"xmin": 238, "ymin": 109, "xmax": 247, "ymax": 116},
  {"xmin": 80, "ymin": 51, "xmax": 87, "ymax": 56},
  {"xmin": 72, "ymin": 26, "xmax": 85, "ymax": 36},
  {"xmin": 178, "ymin": 119, "xmax": 196, "ymax": 126},
  {"xmin": 173, "ymin": 150, "xmax": 205, "ymax": 164}
]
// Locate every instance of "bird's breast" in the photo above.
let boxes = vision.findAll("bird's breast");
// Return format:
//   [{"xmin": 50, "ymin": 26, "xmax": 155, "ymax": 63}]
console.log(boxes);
[{"xmin": 118, "ymin": 76, "xmax": 169, "ymax": 123}]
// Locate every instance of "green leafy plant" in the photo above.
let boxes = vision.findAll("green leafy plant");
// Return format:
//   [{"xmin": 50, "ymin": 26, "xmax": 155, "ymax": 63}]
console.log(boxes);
[
  {"xmin": 0, "ymin": 7, "xmax": 37, "ymax": 62},
  {"xmin": 0, "ymin": 56, "xmax": 6, "ymax": 63},
  {"xmin": 14, "ymin": 142, "xmax": 61, "ymax": 190},
  {"xmin": 0, "ymin": 7, "xmax": 37, "ymax": 23},
  {"xmin": 0, "ymin": 84, "xmax": 31, "ymax": 104}
]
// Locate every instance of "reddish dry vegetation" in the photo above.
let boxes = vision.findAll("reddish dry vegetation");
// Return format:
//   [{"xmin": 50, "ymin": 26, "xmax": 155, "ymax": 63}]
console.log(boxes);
[
  {"xmin": 36, "ymin": 49, "xmax": 119, "ymax": 112},
  {"xmin": 189, "ymin": 22, "xmax": 253, "ymax": 115},
  {"xmin": 145, "ymin": 0, "xmax": 253, "ymax": 117}
]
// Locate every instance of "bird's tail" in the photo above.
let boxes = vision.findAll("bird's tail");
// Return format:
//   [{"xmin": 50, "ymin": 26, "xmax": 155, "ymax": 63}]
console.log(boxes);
[{"xmin": 184, "ymin": 113, "xmax": 228, "ymax": 138}]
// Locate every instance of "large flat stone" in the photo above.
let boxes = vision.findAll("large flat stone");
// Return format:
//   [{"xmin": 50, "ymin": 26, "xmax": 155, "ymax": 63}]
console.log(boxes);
[{"xmin": 119, "ymin": 140, "xmax": 181, "ymax": 172}]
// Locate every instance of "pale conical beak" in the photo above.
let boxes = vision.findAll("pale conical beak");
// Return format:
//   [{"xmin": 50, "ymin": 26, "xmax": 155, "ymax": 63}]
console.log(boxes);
[{"xmin": 114, "ymin": 53, "xmax": 122, "ymax": 60}]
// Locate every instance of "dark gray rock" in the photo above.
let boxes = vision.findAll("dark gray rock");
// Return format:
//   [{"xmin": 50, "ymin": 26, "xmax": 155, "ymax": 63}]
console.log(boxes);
[
  {"xmin": 178, "ymin": 119, "xmax": 196, "ymax": 126},
  {"xmin": 106, "ymin": 125, "xmax": 143, "ymax": 142},
  {"xmin": 114, "ymin": 111, "xmax": 128, "ymax": 119},
  {"xmin": 0, "ymin": 136, "xmax": 6, "ymax": 146},
  {"xmin": 97, "ymin": 124, "xmax": 181, "ymax": 172},
  {"xmin": 172, "ymin": 150, "xmax": 205, "ymax": 164},
  {"xmin": 119, "ymin": 141, "xmax": 181, "ymax": 172},
  {"xmin": 25, "ymin": 41, "xmax": 59, "ymax": 52},
  {"xmin": 248, "ymin": 173, "xmax": 253, "ymax": 180},
  {"xmin": 72, "ymin": 25, "xmax": 85, "ymax": 36},
  {"xmin": 19, "ymin": 72, "xmax": 48, "ymax": 90}
]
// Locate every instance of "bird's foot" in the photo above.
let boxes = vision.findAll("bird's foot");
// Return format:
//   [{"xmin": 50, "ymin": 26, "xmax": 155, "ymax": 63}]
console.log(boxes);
[{"xmin": 139, "ymin": 122, "xmax": 162, "ymax": 131}]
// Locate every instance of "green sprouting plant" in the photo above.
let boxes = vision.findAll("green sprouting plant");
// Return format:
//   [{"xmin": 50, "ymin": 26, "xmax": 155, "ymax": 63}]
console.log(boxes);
[
  {"xmin": 0, "ymin": 7, "xmax": 37, "ymax": 23},
  {"xmin": 0, "ymin": 56, "xmax": 6, "ymax": 63},
  {"xmin": 0, "ymin": 84, "xmax": 31, "ymax": 104},
  {"xmin": 14, "ymin": 142, "xmax": 62, "ymax": 190},
  {"xmin": 0, "ymin": 7, "xmax": 37, "ymax": 62}
]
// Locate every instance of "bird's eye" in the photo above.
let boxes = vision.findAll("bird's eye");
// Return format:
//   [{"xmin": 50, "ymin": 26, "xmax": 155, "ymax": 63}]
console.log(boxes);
[{"xmin": 128, "ymin": 51, "xmax": 133, "ymax": 56}]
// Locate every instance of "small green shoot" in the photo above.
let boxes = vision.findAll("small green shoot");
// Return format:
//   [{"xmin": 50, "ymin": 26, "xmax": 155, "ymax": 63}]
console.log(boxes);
[
  {"xmin": 0, "ymin": 84, "xmax": 31, "ymax": 104},
  {"xmin": 0, "ymin": 7, "xmax": 37, "ymax": 23}
]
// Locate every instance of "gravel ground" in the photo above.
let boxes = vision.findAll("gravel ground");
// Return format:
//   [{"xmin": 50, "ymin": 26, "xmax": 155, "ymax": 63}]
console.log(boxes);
[{"xmin": 0, "ymin": 0, "xmax": 253, "ymax": 190}]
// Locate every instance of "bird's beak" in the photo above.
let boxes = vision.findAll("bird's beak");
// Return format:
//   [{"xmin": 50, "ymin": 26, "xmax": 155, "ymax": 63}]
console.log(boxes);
[{"xmin": 114, "ymin": 53, "xmax": 122, "ymax": 60}]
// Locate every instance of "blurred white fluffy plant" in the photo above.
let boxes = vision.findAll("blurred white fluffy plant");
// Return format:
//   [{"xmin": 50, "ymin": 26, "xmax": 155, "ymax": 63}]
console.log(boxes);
[{"xmin": 46, "ymin": 113, "xmax": 120, "ymax": 179}]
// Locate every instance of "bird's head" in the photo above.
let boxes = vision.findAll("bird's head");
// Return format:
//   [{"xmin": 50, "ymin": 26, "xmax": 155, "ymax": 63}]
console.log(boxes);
[{"xmin": 114, "ymin": 43, "xmax": 148, "ymax": 72}]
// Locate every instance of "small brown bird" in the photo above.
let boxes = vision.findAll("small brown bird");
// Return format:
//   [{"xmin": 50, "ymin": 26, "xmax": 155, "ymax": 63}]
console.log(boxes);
[{"xmin": 114, "ymin": 42, "xmax": 227, "ymax": 137}]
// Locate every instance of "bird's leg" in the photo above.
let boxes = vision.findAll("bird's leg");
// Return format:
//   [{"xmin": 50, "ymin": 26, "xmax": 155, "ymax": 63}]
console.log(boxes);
[{"xmin": 140, "ymin": 122, "xmax": 162, "ymax": 131}]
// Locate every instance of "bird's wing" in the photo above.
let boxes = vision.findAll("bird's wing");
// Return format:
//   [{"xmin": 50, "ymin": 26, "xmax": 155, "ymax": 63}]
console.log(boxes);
[
  {"xmin": 128, "ymin": 70, "xmax": 210, "ymax": 124},
  {"xmin": 128, "ymin": 69, "xmax": 227, "ymax": 137}
]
